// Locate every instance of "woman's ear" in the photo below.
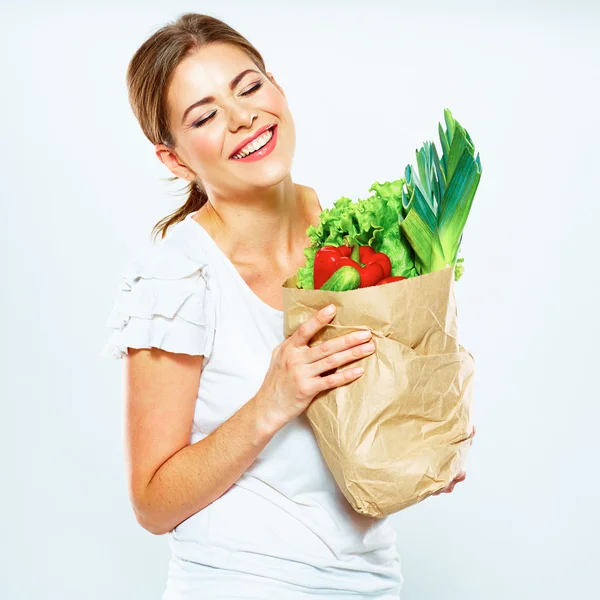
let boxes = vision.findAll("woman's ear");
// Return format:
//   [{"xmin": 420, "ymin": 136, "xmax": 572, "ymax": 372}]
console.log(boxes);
[
  {"xmin": 267, "ymin": 72, "xmax": 285, "ymax": 98},
  {"xmin": 154, "ymin": 144, "xmax": 195, "ymax": 180}
]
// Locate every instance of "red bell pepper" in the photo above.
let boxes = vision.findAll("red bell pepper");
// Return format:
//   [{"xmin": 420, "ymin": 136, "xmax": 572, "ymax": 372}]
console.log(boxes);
[
  {"xmin": 313, "ymin": 244, "xmax": 393, "ymax": 289},
  {"xmin": 376, "ymin": 275, "xmax": 407, "ymax": 285},
  {"xmin": 353, "ymin": 245, "xmax": 392, "ymax": 288}
]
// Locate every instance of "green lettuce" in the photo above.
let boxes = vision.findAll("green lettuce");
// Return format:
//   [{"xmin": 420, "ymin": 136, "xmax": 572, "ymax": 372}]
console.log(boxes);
[
  {"xmin": 296, "ymin": 186, "xmax": 417, "ymax": 289},
  {"xmin": 295, "ymin": 108, "xmax": 480, "ymax": 289}
]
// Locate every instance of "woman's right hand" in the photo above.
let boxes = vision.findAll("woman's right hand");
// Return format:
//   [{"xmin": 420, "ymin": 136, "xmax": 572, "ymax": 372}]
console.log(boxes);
[{"xmin": 255, "ymin": 304, "xmax": 376, "ymax": 431}]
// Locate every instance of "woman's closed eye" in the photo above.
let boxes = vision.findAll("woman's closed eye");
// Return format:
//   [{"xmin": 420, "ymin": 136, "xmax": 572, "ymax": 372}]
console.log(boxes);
[{"xmin": 192, "ymin": 81, "xmax": 264, "ymax": 128}]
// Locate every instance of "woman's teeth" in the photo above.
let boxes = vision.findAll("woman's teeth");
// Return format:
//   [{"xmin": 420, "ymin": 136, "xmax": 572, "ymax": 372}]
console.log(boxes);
[{"xmin": 233, "ymin": 128, "xmax": 273, "ymax": 159}]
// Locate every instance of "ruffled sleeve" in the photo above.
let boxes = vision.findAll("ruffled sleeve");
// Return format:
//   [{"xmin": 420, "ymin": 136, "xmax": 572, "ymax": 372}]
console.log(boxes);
[{"xmin": 100, "ymin": 244, "xmax": 216, "ymax": 360}]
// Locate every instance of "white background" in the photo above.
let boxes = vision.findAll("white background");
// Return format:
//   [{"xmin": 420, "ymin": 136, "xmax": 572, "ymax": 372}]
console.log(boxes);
[{"xmin": 2, "ymin": 0, "xmax": 599, "ymax": 598}]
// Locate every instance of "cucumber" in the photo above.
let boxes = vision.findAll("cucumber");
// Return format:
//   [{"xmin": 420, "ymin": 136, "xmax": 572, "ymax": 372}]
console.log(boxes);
[{"xmin": 320, "ymin": 265, "xmax": 361, "ymax": 291}]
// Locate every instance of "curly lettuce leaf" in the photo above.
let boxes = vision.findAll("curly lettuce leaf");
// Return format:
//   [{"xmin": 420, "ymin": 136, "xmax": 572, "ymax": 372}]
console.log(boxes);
[
  {"xmin": 368, "ymin": 181, "xmax": 419, "ymax": 279},
  {"xmin": 296, "ymin": 245, "xmax": 319, "ymax": 289},
  {"xmin": 295, "ymin": 185, "xmax": 417, "ymax": 289},
  {"xmin": 454, "ymin": 256, "xmax": 464, "ymax": 281}
]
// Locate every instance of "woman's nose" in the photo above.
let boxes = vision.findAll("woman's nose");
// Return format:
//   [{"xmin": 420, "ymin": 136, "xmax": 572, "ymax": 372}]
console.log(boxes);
[{"xmin": 226, "ymin": 104, "xmax": 258, "ymax": 132}]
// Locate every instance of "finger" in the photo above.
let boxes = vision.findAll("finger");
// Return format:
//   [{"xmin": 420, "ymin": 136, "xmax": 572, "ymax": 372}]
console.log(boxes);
[
  {"xmin": 451, "ymin": 476, "xmax": 465, "ymax": 487},
  {"xmin": 433, "ymin": 472, "xmax": 465, "ymax": 496},
  {"xmin": 292, "ymin": 304, "xmax": 337, "ymax": 347},
  {"xmin": 306, "ymin": 328, "xmax": 372, "ymax": 365},
  {"xmin": 313, "ymin": 363, "xmax": 365, "ymax": 395},
  {"xmin": 307, "ymin": 338, "xmax": 375, "ymax": 377},
  {"xmin": 447, "ymin": 473, "xmax": 467, "ymax": 492}
]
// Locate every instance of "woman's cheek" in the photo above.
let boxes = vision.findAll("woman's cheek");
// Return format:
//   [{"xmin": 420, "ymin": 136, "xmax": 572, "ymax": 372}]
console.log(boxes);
[
  {"xmin": 261, "ymin": 86, "xmax": 287, "ymax": 115},
  {"xmin": 192, "ymin": 130, "xmax": 223, "ymax": 163}
]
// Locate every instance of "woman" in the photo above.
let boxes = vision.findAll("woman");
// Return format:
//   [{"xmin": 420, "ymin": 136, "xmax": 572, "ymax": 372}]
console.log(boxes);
[{"xmin": 102, "ymin": 13, "xmax": 467, "ymax": 599}]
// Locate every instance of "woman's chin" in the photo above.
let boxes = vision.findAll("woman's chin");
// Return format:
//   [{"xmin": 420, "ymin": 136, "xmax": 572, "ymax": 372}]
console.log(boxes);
[{"xmin": 230, "ymin": 155, "xmax": 293, "ymax": 186}]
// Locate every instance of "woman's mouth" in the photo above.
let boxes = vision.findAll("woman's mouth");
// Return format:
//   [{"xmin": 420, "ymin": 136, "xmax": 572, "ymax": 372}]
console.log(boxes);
[{"xmin": 230, "ymin": 125, "xmax": 278, "ymax": 162}]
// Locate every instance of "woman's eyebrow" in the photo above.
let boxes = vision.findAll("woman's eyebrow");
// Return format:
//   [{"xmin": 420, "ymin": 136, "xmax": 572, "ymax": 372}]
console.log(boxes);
[{"xmin": 181, "ymin": 69, "xmax": 261, "ymax": 124}]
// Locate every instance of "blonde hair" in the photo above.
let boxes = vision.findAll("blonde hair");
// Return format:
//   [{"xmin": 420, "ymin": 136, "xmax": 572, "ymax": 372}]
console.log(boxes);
[{"xmin": 125, "ymin": 13, "xmax": 268, "ymax": 242}]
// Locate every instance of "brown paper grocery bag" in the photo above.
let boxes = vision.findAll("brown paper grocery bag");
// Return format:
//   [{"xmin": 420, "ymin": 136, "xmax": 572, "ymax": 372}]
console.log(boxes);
[{"xmin": 281, "ymin": 266, "xmax": 475, "ymax": 518}]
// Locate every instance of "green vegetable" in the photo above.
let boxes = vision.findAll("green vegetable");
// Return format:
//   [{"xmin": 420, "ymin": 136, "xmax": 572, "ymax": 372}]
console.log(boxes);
[
  {"xmin": 399, "ymin": 109, "xmax": 481, "ymax": 280},
  {"xmin": 295, "ymin": 108, "xmax": 481, "ymax": 288},
  {"xmin": 320, "ymin": 265, "xmax": 361, "ymax": 291},
  {"xmin": 296, "ymin": 192, "xmax": 418, "ymax": 289}
]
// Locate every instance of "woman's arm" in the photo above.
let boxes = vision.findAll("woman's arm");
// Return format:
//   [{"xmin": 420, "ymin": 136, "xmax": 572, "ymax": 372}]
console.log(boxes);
[
  {"xmin": 124, "ymin": 347, "xmax": 279, "ymax": 536},
  {"xmin": 124, "ymin": 303, "xmax": 368, "ymax": 535}
]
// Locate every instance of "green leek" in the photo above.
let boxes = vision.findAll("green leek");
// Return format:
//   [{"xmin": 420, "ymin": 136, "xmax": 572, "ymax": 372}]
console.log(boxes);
[{"xmin": 400, "ymin": 109, "xmax": 482, "ymax": 280}]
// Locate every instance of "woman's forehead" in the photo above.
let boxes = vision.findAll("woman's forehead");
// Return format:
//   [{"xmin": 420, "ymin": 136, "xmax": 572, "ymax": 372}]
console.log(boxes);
[{"xmin": 178, "ymin": 43, "xmax": 256, "ymax": 78}]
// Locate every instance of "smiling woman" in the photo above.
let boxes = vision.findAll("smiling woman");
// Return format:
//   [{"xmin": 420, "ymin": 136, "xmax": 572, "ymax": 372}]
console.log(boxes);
[
  {"xmin": 125, "ymin": 21, "xmax": 300, "ymax": 244},
  {"xmin": 103, "ymin": 11, "xmax": 405, "ymax": 600}
]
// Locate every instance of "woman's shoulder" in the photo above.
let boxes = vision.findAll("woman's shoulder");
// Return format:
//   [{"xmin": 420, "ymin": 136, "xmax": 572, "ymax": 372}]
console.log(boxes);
[
  {"xmin": 132, "ymin": 217, "xmax": 209, "ymax": 277},
  {"xmin": 101, "ymin": 217, "xmax": 217, "ymax": 360}
]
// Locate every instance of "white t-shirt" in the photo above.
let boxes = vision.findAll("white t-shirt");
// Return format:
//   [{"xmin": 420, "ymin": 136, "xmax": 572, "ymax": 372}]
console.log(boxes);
[{"xmin": 101, "ymin": 210, "xmax": 404, "ymax": 599}]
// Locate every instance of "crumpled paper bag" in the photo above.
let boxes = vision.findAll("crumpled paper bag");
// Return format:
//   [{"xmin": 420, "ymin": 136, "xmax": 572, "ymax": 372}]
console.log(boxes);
[{"xmin": 281, "ymin": 265, "xmax": 475, "ymax": 518}]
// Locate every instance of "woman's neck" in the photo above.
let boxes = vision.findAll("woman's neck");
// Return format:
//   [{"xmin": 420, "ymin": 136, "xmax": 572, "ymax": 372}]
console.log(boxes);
[{"xmin": 194, "ymin": 180, "xmax": 321, "ymax": 267}]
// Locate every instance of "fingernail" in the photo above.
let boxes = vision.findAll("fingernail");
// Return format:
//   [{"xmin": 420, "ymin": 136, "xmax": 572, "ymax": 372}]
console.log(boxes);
[{"xmin": 323, "ymin": 304, "xmax": 336, "ymax": 315}]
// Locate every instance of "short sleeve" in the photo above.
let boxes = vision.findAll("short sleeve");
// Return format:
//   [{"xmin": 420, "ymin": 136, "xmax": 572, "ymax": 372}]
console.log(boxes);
[{"xmin": 100, "ymin": 244, "xmax": 216, "ymax": 360}]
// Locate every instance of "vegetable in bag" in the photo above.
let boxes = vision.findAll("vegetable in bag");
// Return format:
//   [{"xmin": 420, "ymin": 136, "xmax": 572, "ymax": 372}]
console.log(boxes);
[{"xmin": 296, "ymin": 109, "xmax": 481, "ymax": 290}]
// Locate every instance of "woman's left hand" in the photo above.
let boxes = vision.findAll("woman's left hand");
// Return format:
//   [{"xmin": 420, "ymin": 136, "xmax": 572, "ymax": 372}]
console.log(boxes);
[{"xmin": 431, "ymin": 425, "xmax": 476, "ymax": 496}]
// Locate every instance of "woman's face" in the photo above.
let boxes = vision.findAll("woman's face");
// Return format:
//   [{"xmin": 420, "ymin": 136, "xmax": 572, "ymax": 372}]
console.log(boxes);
[{"xmin": 161, "ymin": 43, "xmax": 296, "ymax": 196}]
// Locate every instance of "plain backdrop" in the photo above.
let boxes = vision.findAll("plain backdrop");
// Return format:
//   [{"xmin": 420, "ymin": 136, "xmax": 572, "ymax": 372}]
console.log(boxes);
[{"xmin": 2, "ymin": 1, "xmax": 599, "ymax": 598}]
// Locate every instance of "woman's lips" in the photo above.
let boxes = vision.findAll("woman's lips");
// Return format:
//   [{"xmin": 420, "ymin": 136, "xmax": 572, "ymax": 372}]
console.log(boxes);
[
  {"xmin": 230, "ymin": 125, "xmax": 278, "ymax": 163},
  {"xmin": 229, "ymin": 124, "xmax": 275, "ymax": 158}
]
